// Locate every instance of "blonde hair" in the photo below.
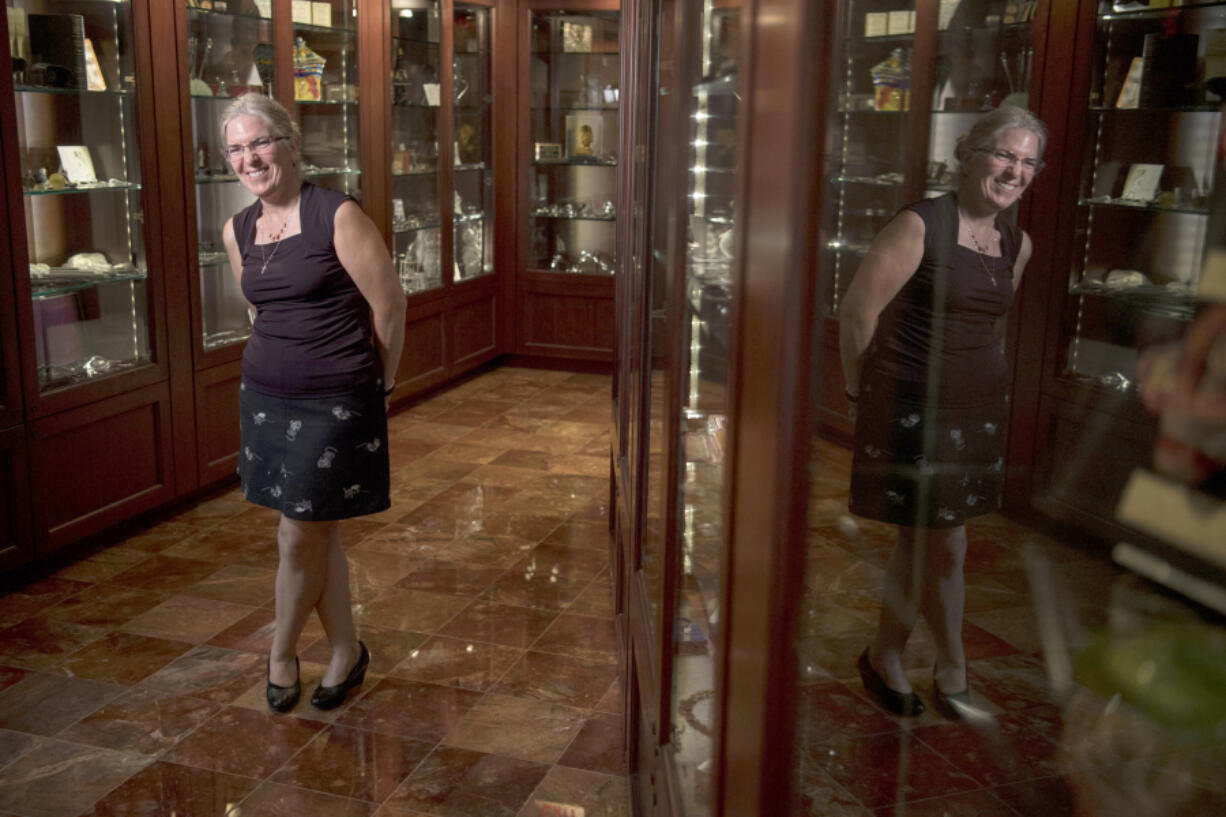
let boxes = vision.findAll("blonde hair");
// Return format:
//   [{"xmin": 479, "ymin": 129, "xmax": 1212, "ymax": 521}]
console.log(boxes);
[
  {"xmin": 219, "ymin": 92, "xmax": 301, "ymax": 147},
  {"xmin": 952, "ymin": 105, "xmax": 1048, "ymax": 178}
]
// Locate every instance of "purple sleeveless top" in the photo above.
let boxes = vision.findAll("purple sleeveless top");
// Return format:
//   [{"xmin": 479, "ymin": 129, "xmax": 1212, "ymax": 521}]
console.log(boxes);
[{"xmin": 235, "ymin": 182, "xmax": 378, "ymax": 397}]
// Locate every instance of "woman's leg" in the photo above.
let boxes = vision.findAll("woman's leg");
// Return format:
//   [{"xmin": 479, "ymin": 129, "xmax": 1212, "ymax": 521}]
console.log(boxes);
[
  {"xmin": 870, "ymin": 526, "xmax": 922, "ymax": 692},
  {"xmin": 269, "ymin": 516, "xmax": 338, "ymax": 686},
  {"xmin": 919, "ymin": 524, "xmax": 968, "ymax": 694},
  {"xmin": 314, "ymin": 525, "xmax": 361, "ymax": 686}
]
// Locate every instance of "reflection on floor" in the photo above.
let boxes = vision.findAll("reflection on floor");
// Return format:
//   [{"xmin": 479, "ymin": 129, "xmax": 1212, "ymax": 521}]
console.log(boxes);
[
  {"xmin": 0, "ymin": 367, "xmax": 628, "ymax": 817},
  {"xmin": 798, "ymin": 438, "xmax": 1226, "ymax": 816}
]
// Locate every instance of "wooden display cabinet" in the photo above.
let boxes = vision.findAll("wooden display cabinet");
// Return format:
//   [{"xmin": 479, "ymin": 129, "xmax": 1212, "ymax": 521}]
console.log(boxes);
[
  {"xmin": 1029, "ymin": 0, "xmax": 1226, "ymax": 545},
  {"xmin": 514, "ymin": 0, "xmax": 619, "ymax": 364}
]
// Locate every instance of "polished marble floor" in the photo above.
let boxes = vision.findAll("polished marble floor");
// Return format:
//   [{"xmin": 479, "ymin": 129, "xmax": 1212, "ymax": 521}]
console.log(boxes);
[
  {"xmin": 795, "ymin": 438, "xmax": 1226, "ymax": 816},
  {"xmin": 0, "ymin": 367, "xmax": 627, "ymax": 817}
]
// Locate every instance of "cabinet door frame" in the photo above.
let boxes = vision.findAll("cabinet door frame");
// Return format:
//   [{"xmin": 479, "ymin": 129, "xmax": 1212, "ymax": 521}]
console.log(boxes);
[{"xmin": 0, "ymin": 0, "xmax": 172, "ymax": 421}]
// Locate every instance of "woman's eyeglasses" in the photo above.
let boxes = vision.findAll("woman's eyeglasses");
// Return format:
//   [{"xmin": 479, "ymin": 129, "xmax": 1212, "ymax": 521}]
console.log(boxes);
[
  {"xmin": 223, "ymin": 136, "xmax": 289, "ymax": 159},
  {"xmin": 975, "ymin": 147, "xmax": 1045, "ymax": 174}
]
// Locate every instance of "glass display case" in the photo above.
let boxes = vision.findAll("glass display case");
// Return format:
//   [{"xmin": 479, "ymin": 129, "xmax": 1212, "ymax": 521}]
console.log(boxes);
[
  {"xmin": 1057, "ymin": 1, "xmax": 1221, "ymax": 396},
  {"xmin": 528, "ymin": 9, "xmax": 619, "ymax": 276},
  {"xmin": 453, "ymin": 2, "xmax": 492, "ymax": 284},
  {"xmin": 390, "ymin": 1, "xmax": 442, "ymax": 294},
  {"xmin": 186, "ymin": 0, "xmax": 275, "ymax": 351},
  {"xmin": 9, "ymin": 0, "xmax": 152, "ymax": 392},
  {"xmin": 822, "ymin": 0, "xmax": 1039, "ymax": 317},
  {"xmin": 669, "ymin": 2, "xmax": 740, "ymax": 814},
  {"xmin": 293, "ymin": 0, "xmax": 359, "ymax": 196}
]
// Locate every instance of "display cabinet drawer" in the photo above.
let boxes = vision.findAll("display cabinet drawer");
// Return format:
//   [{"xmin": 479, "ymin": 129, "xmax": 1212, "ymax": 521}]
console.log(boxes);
[{"xmin": 29, "ymin": 382, "xmax": 174, "ymax": 554}]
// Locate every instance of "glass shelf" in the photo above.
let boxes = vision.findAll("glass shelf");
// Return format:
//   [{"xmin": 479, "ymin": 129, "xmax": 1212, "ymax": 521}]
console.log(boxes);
[
  {"xmin": 31, "ymin": 269, "xmax": 146, "ymax": 299},
  {"xmin": 24, "ymin": 183, "xmax": 141, "ymax": 197},
  {"xmin": 532, "ymin": 49, "xmax": 620, "ymax": 56},
  {"xmin": 394, "ymin": 219, "xmax": 442, "ymax": 234},
  {"xmin": 834, "ymin": 175, "xmax": 905, "ymax": 187},
  {"xmin": 1102, "ymin": 1, "xmax": 1226, "ymax": 21},
  {"xmin": 1089, "ymin": 104, "xmax": 1222, "ymax": 113},
  {"xmin": 531, "ymin": 212, "xmax": 616, "ymax": 222},
  {"xmin": 534, "ymin": 158, "xmax": 618, "ymax": 167},
  {"xmin": 297, "ymin": 99, "xmax": 359, "ymax": 107},
  {"xmin": 195, "ymin": 174, "xmax": 240, "ymax": 185},
  {"xmin": 455, "ymin": 162, "xmax": 487, "ymax": 172},
  {"xmin": 15, "ymin": 85, "xmax": 134, "ymax": 97},
  {"xmin": 531, "ymin": 105, "xmax": 618, "ymax": 112},
  {"xmin": 1079, "ymin": 197, "xmax": 1210, "ymax": 216},
  {"xmin": 1069, "ymin": 283, "xmax": 1199, "ymax": 322},
  {"xmin": 188, "ymin": 6, "xmax": 269, "ymax": 23},
  {"xmin": 849, "ymin": 34, "xmax": 916, "ymax": 45},
  {"xmin": 293, "ymin": 22, "xmax": 357, "ymax": 35},
  {"xmin": 303, "ymin": 167, "xmax": 362, "ymax": 177}
]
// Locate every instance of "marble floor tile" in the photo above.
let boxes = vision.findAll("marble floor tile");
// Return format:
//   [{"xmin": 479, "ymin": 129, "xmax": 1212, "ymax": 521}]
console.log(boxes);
[
  {"xmin": 531, "ymin": 613, "xmax": 618, "ymax": 662},
  {"xmin": 338, "ymin": 677, "xmax": 484, "ymax": 741},
  {"xmin": 914, "ymin": 712, "xmax": 1063, "ymax": 788},
  {"xmin": 870, "ymin": 788, "xmax": 1017, "ymax": 817},
  {"xmin": 120, "ymin": 596, "xmax": 258, "ymax": 644},
  {"xmin": 543, "ymin": 521, "xmax": 612, "ymax": 552},
  {"xmin": 271, "ymin": 724, "xmax": 433, "ymax": 802},
  {"xmin": 83, "ymin": 760, "xmax": 259, "ymax": 817},
  {"xmin": 50, "ymin": 546, "xmax": 151, "ymax": 583},
  {"xmin": 557, "ymin": 713, "xmax": 626, "ymax": 777},
  {"xmin": 206, "ymin": 607, "xmax": 327, "ymax": 654},
  {"xmin": 0, "ymin": 577, "xmax": 91, "ymax": 630},
  {"xmin": 388, "ymin": 636, "xmax": 523, "ymax": 692},
  {"xmin": 114, "ymin": 521, "xmax": 204, "ymax": 554},
  {"xmin": 55, "ymin": 631, "xmax": 194, "ymax": 685},
  {"xmin": 178, "ymin": 564, "xmax": 277, "ymax": 607},
  {"xmin": 37, "ymin": 584, "xmax": 168, "ymax": 630},
  {"xmin": 0, "ymin": 671, "xmax": 124, "ymax": 735},
  {"xmin": 236, "ymin": 782, "xmax": 375, "ymax": 817},
  {"xmin": 594, "ymin": 680, "xmax": 623, "ymax": 716},
  {"xmin": 566, "ymin": 580, "xmax": 615, "ymax": 619},
  {"xmin": 301, "ymin": 626, "xmax": 429, "ymax": 675},
  {"xmin": 159, "ymin": 525, "xmax": 275, "ymax": 565},
  {"xmin": 0, "ymin": 729, "xmax": 42, "ymax": 770},
  {"xmin": 346, "ymin": 551, "xmax": 425, "ymax": 590},
  {"xmin": 517, "ymin": 765, "xmax": 630, "ymax": 817},
  {"xmin": 393, "ymin": 560, "xmax": 507, "ymax": 598},
  {"xmin": 164, "ymin": 706, "xmax": 326, "ymax": 778},
  {"xmin": 58, "ymin": 687, "xmax": 218, "ymax": 755},
  {"xmin": 492, "ymin": 651, "xmax": 618, "ymax": 709},
  {"xmin": 442, "ymin": 693, "xmax": 585, "ymax": 764},
  {"xmin": 353, "ymin": 588, "xmax": 471, "ymax": 634},
  {"xmin": 381, "ymin": 745, "xmax": 548, "ymax": 817},
  {"xmin": 813, "ymin": 731, "xmax": 981, "ymax": 811},
  {"xmin": 105, "ymin": 555, "xmax": 224, "ymax": 592},
  {"xmin": 794, "ymin": 682, "xmax": 901, "ymax": 744},
  {"xmin": 0, "ymin": 614, "xmax": 105, "ymax": 669},
  {"xmin": 138, "ymin": 644, "xmax": 265, "ymax": 704},
  {"xmin": 440, "ymin": 600, "xmax": 560, "ymax": 649},
  {"xmin": 0, "ymin": 741, "xmax": 148, "ymax": 815},
  {"xmin": 790, "ymin": 760, "xmax": 874, "ymax": 816}
]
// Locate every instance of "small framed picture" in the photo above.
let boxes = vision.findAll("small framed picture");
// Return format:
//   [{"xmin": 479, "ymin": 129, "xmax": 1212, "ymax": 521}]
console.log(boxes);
[
  {"xmin": 57, "ymin": 145, "xmax": 97, "ymax": 183},
  {"xmin": 561, "ymin": 21, "xmax": 592, "ymax": 53},
  {"xmin": 534, "ymin": 142, "xmax": 563, "ymax": 161},
  {"xmin": 1121, "ymin": 163, "xmax": 1164, "ymax": 202},
  {"xmin": 565, "ymin": 112, "xmax": 602, "ymax": 159},
  {"xmin": 392, "ymin": 198, "xmax": 406, "ymax": 224}
]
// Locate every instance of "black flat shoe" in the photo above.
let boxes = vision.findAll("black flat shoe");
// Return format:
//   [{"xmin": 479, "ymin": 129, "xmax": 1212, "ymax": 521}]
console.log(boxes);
[
  {"xmin": 266, "ymin": 656, "xmax": 300, "ymax": 714},
  {"xmin": 932, "ymin": 683, "xmax": 972, "ymax": 721},
  {"xmin": 857, "ymin": 648, "xmax": 924, "ymax": 717},
  {"xmin": 310, "ymin": 641, "xmax": 369, "ymax": 711}
]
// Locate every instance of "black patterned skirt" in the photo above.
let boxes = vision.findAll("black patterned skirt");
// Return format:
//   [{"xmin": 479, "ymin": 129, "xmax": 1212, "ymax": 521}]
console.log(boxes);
[
  {"xmin": 237, "ymin": 380, "xmax": 390, "ymax": 521},
  {"xmin": 848, "ymin": 376, "xmax": 1008, "ymax": 529}
]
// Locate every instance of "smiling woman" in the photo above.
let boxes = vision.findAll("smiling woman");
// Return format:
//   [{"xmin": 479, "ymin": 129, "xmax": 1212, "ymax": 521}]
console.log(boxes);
[
  {"xmin": 837, "ymin": 104, "xmax": 1048, "ymax": 720},
  {"xmin": 216, "ymin": 93, "xmax": 407, "ymax": 716}
]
